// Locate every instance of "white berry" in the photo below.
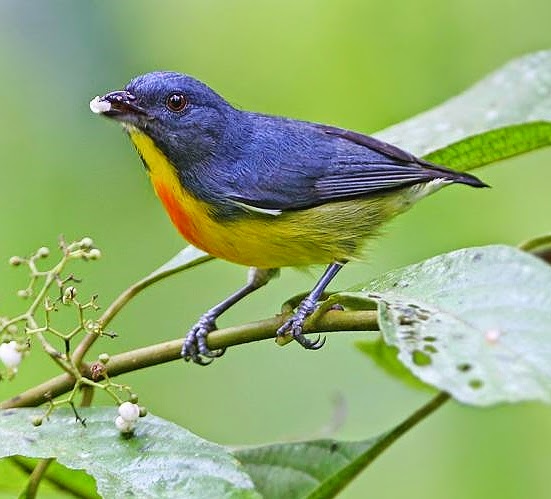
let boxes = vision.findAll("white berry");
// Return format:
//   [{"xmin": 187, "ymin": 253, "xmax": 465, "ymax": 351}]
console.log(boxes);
[
  {"xmin": 115, "ymin": 415, "xmax": 135, "ymax": 433},
  {"xmin": 88, "ymin": 249, "xmax": 102, "ymax": 260},
  {"xmin": 80, "ymin": 237, "xmax": 94, "ymax": 249},
  {"xmin": 118, "ymin": 402, "xmax": 140, "ymax": 422},
  {"xmin": 36, "ymin": 247, "xmax": 50, "ymax": 258},
  {"xmin": 0, "ymin": 341, "xmax": 22, "ymax": 369}
]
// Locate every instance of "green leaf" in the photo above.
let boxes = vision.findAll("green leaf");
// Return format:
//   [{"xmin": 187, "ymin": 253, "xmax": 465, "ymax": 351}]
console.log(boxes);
[
  {"xmin": 10, "ymin": 456, "xmax": 100, "ymax": 499},
  {"xmin": 0, "ymin": 408, "xmax": 259, "ymax": 499},
  {"xmin": 144, "ymin": 244, "xmax": 213, "ymax": 282},
  {"xmin": 376, "ymin": 50, "xmax": 551, "ymax": 159},
  {"xmin": 355, "ymin": 338, "xmax": 432, "ymax": 391},
  {"xmin": 0, "ymin": 457, "xmax": 93, "ymax": 499},
  {"xmin": 0, "ymin": 458, "xmax": 32, "ymax": 499},
  {"xmin": 424, "ymin": 121, "xmax": 551, "ymax": 172},
  {"xmin": 519, "ymin": 233, "xmax": 551, "ymax": 267},
  {"xmin": 235, "ymin": 438, "xmax": 382, "ymax": 499},
  {"xmin": 519, "ymin": 233, "xmax": 551, "ymax": 253},
  {"xmin": 340, "ymin": 245, "xmax": 551, "ymax": 406},
  {"xmin": 234, "ymin": 393, "xmax": 448, "ymax": 499}
]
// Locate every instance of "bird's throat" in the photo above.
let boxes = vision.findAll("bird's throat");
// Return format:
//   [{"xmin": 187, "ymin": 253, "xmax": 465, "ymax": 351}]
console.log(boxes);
[{"xmin": 126, "ymin": 129, "xmax": 212, "ymax": 249}]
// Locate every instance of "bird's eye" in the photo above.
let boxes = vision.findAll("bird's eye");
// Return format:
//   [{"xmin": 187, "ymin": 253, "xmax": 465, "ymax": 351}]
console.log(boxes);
[{"xmin": 166, "ymin": 93, "xmax": 187, "ymax": 112}]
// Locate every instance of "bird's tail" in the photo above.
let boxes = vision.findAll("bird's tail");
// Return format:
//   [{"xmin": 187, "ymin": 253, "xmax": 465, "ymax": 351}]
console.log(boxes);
[{"xmin": 419, "ymin": 160, "xmax": 490, "ymax": 188}]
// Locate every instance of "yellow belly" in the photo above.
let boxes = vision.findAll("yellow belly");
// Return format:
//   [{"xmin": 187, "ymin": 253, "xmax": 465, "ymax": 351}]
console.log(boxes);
[{"xmin": 127, "ymin": 129, "xmax": 404, "ymax": 268}]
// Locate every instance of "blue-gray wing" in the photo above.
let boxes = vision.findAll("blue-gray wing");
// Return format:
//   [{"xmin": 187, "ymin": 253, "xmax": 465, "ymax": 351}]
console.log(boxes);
[{"xmin": 227, "ymin": 123, "xmax": 486, "ymax": 212}]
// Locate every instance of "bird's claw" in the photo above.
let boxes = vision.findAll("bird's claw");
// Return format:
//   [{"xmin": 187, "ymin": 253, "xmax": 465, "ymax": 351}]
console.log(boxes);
[
  {"xmin": 181, "ymin": 315, "xmax": 226, "ymax": 365},
  {"xmin": 293, "ymin": 331, "xmax": 326, "ymax": 349},
  {"xmin": 276, "ymin": 297, "xmax": 327, "ymax": 350}
]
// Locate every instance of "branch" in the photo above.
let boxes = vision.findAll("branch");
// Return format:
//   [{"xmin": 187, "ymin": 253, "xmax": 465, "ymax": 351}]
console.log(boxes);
[
  {"xmin": 22, "ymin": 458, "xmax": 54, "ymax": 499},
  {"xmin": 71, "ymin": 252, "xmax": 213, "ymax": 366},
  {"xmin": 1, "ymin": 309, "xmax": 378, "ymax": 409},
  {"xmin": 324, "ymin": 391, "xmax": 450, "ymax": 497}
]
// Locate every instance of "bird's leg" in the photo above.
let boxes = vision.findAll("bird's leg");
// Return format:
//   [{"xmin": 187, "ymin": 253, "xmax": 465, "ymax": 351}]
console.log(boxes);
[
  {"xmin": 277, "ymin": 261, "xmax": 346, "ymax": 349},
  {"xmin": 182, "ymin": 267, "xmax": 279, "ymax": 365}
]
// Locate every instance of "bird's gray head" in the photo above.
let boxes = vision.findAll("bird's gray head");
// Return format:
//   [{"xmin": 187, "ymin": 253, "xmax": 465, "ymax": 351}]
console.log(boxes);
[{"xmin": 92, "ymin": 71, "xmax": 239, "ymax": 165}]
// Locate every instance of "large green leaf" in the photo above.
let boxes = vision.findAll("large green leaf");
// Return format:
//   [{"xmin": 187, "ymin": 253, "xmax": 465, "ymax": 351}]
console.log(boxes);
[
  {"xmin": 0, "ymin": 456, "xmax": 99, "ymax": 498},
  {"xmin": 235, "ymin": 438, "xmax": 383, "ymax": 499},
  {"xmin": 424, "ymin": 121, "xmax": 551, "ymax": 171},
  {"xmin": 377, "ymin": 50, "xmax": 551, "ymax": 158},
  {"xmin": 7, "ymin": 456, "xmax": 100, "ymax": 499},
  {"xmin": 0, "ymin": 458, "xmax": 83, "ymax": 499},
  {"xmin": 0, "ymin": 408, "xmax": 259, "ymax": 499},
  {"xmin": 337, "ymin": 245, "xmax": 551, "ymax": 406},
  {"xmin": 0, "ymin": 458, "xmax": 26, "ymax": 499},
  {"xmin": 234, "ymin": 393, "xmax": 448, "ymax": 499}
]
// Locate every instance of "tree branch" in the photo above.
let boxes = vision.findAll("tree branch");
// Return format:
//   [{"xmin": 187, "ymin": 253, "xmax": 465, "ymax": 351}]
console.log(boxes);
[
  {"xmin": 1, "ymin": 309, "xmax": 378, "ymax": 409},
  {"xmin": 71, "ymin": 252, "xmax": 214, "ymax": 366}
]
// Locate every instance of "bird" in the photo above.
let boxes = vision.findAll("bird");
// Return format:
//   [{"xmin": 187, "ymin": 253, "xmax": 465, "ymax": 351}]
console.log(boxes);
[{"xmin": 90, "ymin": 71, "xmax": 487, "ymax": 365}]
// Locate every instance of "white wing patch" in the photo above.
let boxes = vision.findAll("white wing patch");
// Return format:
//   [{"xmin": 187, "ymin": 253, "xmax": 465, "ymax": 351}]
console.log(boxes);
[
  {"xmin": 231, "ymin": 200, "xmax": 283, "ymax": 216},
  {"xmin": 406, "ymin": 178, "xmax": 451, "ymax": 202}
]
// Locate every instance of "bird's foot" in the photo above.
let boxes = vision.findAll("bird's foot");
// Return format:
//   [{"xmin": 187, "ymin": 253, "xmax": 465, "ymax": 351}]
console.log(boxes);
[
  {"xmin": 276, "ymin": 296, "xmax": 326, "ymax": 350},
  {"xmin": 181, "ymin": 314, "xmax": 226, "ymax": 365}
]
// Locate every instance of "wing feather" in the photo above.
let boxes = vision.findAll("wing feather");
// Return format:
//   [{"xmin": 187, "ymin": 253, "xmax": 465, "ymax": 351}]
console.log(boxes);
[{"xmin": 227, "ymin": 122, "xmax": 486, "ymax": 212}]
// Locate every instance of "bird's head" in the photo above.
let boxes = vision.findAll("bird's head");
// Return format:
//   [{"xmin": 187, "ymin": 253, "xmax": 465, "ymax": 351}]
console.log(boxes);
[{"xmin": 91, "ymin": 72, "xmax": 238, "ymax": 165}]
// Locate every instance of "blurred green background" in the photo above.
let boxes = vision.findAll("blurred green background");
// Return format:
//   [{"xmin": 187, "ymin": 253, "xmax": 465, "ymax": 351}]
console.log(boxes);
[{"xmin": 1, "ymin": 1, "xmax": 550, "ymax": 498}]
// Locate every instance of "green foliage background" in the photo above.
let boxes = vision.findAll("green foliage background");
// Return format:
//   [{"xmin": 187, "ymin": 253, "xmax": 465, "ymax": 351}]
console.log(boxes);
[{"xmin": 0, "ymin": 1, "xmax": 550, "ymax": 497}]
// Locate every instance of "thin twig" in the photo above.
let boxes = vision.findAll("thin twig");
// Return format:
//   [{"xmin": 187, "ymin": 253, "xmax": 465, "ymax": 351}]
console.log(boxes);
[
  {"xmin": 22, "ymin": 458, "xmax": 54, "ymax": 499},
  {"xmin": 10, "ymin": 456, "xmax": 95, "ymax": 499},
  {"xmin": 309, "ymin": 391, "xmax": 451, "ymax": 498},
  {"xmin": 1, "ymin": 309, "xmax": 378, "ymax": 409},
  {"xmin": 71, "ymin": 254, "xmax": 213, "ymax": 366}
]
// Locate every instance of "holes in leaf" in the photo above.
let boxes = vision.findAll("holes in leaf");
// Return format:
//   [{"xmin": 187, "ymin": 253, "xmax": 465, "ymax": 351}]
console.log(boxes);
[
  {"xmin": 329, "ymin": 442, "xmax": 338, "ymax": 453},
  {"xmin": 424, "ymin": 345, "xmax": 438, "ymax": 354},
  {"xmin": 399, "ymin": 329, "xmax": 418, "ymax": 341},
  {"xmin": 399, "ymin": 316, "xmax": 414, "ymax": 326},
  {"xmin": 457, "ymin": 363, "xmax": 472, "ymax": 372},
  {"xmin": 417, "ymin": 311, "xmax": 430, "ymax": 321},
  {"xmin": 412, "ymin": 350, "xmax": 432, "ymax": 366},
  {"xmin": 468, "ymin": 379, "xmax": 484, "ymax": 390},
  {"xmin": 392, "ymin": 280, "xmax": 410, "ymax": 288}
]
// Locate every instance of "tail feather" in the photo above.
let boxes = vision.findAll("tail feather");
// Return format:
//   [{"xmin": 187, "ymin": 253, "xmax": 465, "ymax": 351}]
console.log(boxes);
[{"xmin": 419, "ymin": 159, "xmax": 490, "ymax": 188}]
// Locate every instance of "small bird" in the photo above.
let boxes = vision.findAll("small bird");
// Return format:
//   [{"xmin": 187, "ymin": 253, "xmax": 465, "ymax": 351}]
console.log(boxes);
[{"xmin": 91, "ymin": 72, "xmax": 487, "ymax": 365}]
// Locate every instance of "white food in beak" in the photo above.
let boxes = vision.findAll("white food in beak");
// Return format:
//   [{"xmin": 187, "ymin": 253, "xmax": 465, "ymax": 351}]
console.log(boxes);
[{"xmin": 89, "ymin": 96, "xmax": 112, "ymax": 114}]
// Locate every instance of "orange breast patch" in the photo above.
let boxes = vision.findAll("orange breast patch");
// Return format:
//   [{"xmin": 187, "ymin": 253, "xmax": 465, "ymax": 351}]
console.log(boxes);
[{"xmin": 153, "ymin": 181, "xmax": 204, "ymax": 249}]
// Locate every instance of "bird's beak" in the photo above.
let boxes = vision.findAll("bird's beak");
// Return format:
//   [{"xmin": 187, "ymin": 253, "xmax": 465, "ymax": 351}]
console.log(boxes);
[{"xmin": 89, "ymin": 90, "xmax": 148, "ymax": 120}]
